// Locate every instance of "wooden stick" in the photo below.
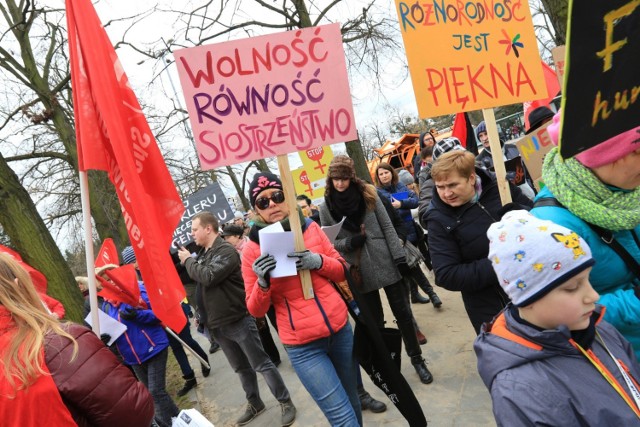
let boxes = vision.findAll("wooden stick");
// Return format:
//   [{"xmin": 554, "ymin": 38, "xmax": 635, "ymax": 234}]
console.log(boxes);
[
  {"xmin": 277, "ymin": 154, "xmax": 314, "ymax": 299},
  {"xmin": 482, "ymin": 108, "xmax": 512, "ymax": 205}
]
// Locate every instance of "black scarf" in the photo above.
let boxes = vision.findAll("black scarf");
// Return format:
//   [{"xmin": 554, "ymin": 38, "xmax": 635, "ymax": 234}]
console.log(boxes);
[{"xmin": 327, "ymin": 185, "xmax": 366, "ymax": 232}]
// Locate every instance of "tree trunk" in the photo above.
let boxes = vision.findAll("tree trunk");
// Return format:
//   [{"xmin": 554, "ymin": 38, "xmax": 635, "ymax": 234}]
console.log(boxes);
[
  {"xmin": 4, "ymin": 0, "xmax": 128, "ymax": 250},
  {"xmin": 0, "ymin": 153, "xmax": 83, "ymax": 322},
  {"xmin": 227, "ymin": 165, "xmax": 250, "ymax": 210},
  {"xmin": 540, "ymin": 0, "xmax": 568, "ymax": 45},
  {"xmin": 346, "ymin": 139, "xmax": 372, "ymax": 183},
  {"xmin": 292, "ymin": 0, "xmax": 313, "ymax": 27}
]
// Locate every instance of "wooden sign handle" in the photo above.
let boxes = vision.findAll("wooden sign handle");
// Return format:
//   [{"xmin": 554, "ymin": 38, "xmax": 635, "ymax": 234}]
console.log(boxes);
[
  {"xmin": 277, "ymin": 154, "xmax": 314, "ymax": 299},
  {"xmin": 482, "ymin": 108, "xmax": 512, "ymax": 206}
]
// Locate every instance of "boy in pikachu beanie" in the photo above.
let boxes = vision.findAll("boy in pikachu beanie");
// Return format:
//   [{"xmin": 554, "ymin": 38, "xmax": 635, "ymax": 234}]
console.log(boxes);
[
  {"xmin": 487, "ymin": 210, "xmax": 595, "ymax": 307},
  {"xmin": 474, "ymin": 210, "xmax": 640, "ymax": 426}
]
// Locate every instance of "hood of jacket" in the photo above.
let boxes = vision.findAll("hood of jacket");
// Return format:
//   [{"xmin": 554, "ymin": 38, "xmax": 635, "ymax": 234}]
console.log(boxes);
[{"xmin": 474, "ymin": 305, "xmax": 605, "ymax": 390}]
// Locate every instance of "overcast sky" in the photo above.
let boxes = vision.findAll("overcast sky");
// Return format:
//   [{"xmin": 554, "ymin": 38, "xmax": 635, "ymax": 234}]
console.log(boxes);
[{"xmin": 90, "ymin": 0, "xmax": 418, "ymax": 143}]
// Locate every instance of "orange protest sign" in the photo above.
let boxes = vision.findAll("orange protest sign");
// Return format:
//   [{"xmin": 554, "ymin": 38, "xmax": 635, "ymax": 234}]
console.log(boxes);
[{"xmin": 394, "ymin": 0, "xmax": 546, "ymax": 117}]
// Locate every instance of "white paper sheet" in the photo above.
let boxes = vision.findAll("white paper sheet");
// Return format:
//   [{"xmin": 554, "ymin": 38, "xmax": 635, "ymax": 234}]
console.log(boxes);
[
  {"xmin": 84, "ymin": 309, "xmax": 127, "ymax": 346},
  {"xmin": 321, "ymin": 216, "xmax": 346, "ymax": 244},
  {"xmin": 259, "ymin": 223, "xmax": 297, "ymax": 278}
]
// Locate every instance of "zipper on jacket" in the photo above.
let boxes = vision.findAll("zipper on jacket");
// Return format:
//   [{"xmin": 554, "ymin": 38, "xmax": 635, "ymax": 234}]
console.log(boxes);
[
  {"xmin": 141, "ymin": 329, "xmax": 156, "ymax": 347},
  {"xmin": 123, "ymin": 329, "xmax": 142, "ymax": 365},
  {"xmin": 284, "ymin": 298, "xmax": 296, "ymax": 331},
  {"xmin": 314, "ymin": 297, "xmax": 335, "ymax": 336},
  {"xmin": 477, "ymin": 201, "xmax": 497, "ymax": 222}
]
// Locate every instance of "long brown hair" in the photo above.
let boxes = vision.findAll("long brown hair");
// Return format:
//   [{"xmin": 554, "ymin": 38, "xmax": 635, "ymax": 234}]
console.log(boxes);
[
  {"xmin": 374, "ymin": 163, "xmax": 399, "ymax": 188},
  {"xmin": 0, "ymin": 253, "xmax": 77, "ymax": 394}
]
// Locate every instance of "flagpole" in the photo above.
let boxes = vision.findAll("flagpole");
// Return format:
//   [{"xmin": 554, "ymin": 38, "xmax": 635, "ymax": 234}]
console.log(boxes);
[
  {"xmin": 80, "ymin": 170, "xmax": 101, "ymax": 335},
  {"xmin": 165, "ymin": 327, "xmax": 210, "ymax": 369}
]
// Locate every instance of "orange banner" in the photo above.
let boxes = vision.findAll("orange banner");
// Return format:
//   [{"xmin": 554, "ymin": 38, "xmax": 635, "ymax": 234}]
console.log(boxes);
[{"xmin": 395, "ymin": 0, "xmax": 546, "ymax": 117}]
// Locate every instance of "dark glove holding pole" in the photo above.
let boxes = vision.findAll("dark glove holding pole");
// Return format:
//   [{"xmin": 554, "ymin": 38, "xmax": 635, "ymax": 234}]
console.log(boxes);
[
  {"xmin": 348, "ymin": 234, "xmax": 367, "ymax": 249},
  {"xmin": 288, "ymin": 250, "xmax": 323, "ymax": 271},
  {"xmin": 100, "ymin": 333, "xmax": 112, "ymax": 346},
  {"xmin": 119, "ymin": 307, "xmax": 137, "ymax": 321},
  {"xmin": 252, "ymin": 253, "xmax": 277, "ymax": 289}
]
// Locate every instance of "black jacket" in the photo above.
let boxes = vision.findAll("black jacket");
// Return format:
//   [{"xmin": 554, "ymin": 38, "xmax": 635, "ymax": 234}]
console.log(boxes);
[
  {"xmin": 476, "ymin": 143, "xmax": 535, "ymax": 191},
  {"xmin": 184, "ymin": 235, "xmax": 247, "ymax": 329},
  {"xmin": 425, "ymin": 168, "xmax": 532, "ymax": 333}
]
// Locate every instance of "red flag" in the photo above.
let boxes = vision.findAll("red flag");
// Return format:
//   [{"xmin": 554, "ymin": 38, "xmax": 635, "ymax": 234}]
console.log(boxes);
[
  {"xmin": 95, "ymin": 238, "xmax": 119, "ymax": 268},
  {"xmin": 66, "ymin": 0, "xmax": 186, "ymax": 331},
  {"xmin": 0, "ymin": 244, "xmax": 48, "ymax": 293},
  {"xmin": 451, "ymin": 112, "xmax": 478, "ymax": 156},
  {"xmin": 97, "ymin": 264, "xmax": 145, "ymax": 308},
  {"xmin": 523, "ymin": 62, "xmax": 561, "ymax": 130}
]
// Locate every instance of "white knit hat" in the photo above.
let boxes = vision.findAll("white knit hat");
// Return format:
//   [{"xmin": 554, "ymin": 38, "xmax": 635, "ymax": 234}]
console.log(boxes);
[{"xmin": 487, "ymin": 210, "xmax": 595, "ymax": 307}]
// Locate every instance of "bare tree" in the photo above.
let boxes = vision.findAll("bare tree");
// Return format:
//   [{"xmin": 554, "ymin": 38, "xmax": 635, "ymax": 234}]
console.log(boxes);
[
  {"xmin": 537, "ymin": 0, "xmax": 568, "ymax": 46},
  {"xmin": 117, "ymin": 0, "xmax": 405, "ymax": 183},
  {"xmin": 0, "ymin": 150, "xmax": 82, "ymax": 320}
]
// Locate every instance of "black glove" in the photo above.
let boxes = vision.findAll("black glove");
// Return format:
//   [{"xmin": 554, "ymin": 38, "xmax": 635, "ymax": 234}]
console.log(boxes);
[
  {"xmin": 252, "ymin": 253, "xmax": 277, "ymax": 289},
  {"xmin": 100, "ymin": 333, "xmax": 111, "ymax": 346},
  {"xmin": 119, "ymin": 307, "xmax": 137, "ymax": 321},
  {"xmin": 396, "ymin": 262, "xmax": 411, "ymax": 275},
  {"xmin": 349, "ymin": 234, "xmax": 366, "ymax": 249}
]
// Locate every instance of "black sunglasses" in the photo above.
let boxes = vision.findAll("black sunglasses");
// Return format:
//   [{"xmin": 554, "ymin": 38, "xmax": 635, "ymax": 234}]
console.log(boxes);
[{"xmin": 255, "ymin": 190, "xmax": 285, "ymax": 210}]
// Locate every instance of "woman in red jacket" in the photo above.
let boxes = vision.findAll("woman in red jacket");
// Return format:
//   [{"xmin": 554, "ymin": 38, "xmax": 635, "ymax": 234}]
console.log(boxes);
[
  {"xmin": 0, "ymin": 253, "xmax": 154, "ymax": 427},
  {"xmin": 241, "ymin": 172, "xmax": 362, "ymax": 427}
]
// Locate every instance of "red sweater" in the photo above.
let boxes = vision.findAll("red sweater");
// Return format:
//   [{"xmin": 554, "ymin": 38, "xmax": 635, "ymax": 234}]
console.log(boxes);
[{"xmin": 242, "ymin": 221, "xmax": 348, "ymax": 345}]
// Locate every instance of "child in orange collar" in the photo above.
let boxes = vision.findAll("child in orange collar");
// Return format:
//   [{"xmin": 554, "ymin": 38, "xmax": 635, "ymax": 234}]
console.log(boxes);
[{"xmin": 475, "ymin": 210, "xmax": 640, "ymax": 426}]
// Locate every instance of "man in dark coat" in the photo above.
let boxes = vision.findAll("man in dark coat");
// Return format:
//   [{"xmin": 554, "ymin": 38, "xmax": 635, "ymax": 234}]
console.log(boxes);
[
  {"xmin": 424, "ymin": 150, "xmax": 532, "ymax": 333},
  {"xmin": 177, "ymin": 211, "xmax": 296, "ymax": 426}
]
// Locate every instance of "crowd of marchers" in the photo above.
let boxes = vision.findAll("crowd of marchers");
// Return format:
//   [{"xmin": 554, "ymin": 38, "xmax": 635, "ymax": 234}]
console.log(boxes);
[{"xmin": 3, "ymin": 103, "xmax": 640, "ymax": 427}]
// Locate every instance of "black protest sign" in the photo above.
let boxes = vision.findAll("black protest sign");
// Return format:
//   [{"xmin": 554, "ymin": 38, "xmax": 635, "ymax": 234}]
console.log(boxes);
[
  {"xmin": 559, "ymin": 0, "xmax": 640, "ymax": 158},
  {"xmin": 490, "ymin": 156, "xmax": 526, "ymax": 186},
  {"xmin": 172, "ymin": 183, "xmax": 234, "ymax": 246}
]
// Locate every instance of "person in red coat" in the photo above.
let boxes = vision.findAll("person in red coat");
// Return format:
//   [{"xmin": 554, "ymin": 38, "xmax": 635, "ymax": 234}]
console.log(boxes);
[
  {"xmin": 0, "ymin": 253, "xmax": 154, "ymax": 427},
  {"xmin": 242, "ymin": 172, "xmax": 362, "ymax": 427}
]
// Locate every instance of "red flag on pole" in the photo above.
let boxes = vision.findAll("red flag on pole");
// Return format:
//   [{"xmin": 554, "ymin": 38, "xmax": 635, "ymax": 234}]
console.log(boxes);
[
  {"xmin": 451, "ymin": 112, "xmax": 478, "ymax": 156},
  {"xmin": 66, "ymin": 0, "xmax": 186, "ymax": 331},
  {"xmin": 96, "ymin": 264, "xmax": 144, "ymax": 308},
  {"xmin": 95, "ymin": 238, "xmax": 119, "ymax": 268},
  {"xmin": 523, "ymin": 61, "xmax": 561, "ymax": 130}
]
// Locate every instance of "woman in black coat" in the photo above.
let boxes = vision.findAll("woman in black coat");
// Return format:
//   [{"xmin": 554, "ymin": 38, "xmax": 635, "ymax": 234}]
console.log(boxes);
[{"xmin": 424, "ymin": 150, "xmax": 532, "ymax": 333}]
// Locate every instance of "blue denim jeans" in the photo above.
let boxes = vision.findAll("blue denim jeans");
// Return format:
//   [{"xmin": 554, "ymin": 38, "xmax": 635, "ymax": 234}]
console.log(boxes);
[
  {"xmin": 131, "ymin": 348, "xmax": 179, "ymax": 427},
  {"xmin": 285, "ymin": 322, "xmax": 362, "ymax": 427},
  {"xmin": 211, "ymin": 316, "xmax": 290, "ymax": 405}
]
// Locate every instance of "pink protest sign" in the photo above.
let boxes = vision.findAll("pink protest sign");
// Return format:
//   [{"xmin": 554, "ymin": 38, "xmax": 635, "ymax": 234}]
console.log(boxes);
[{"xmin": 174, "ymin": 23, "xmax": 357, "ymax": 170}]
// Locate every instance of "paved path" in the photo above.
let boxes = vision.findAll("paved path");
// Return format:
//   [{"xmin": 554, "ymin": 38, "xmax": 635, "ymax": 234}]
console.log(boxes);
[{"xmin": 182, "ymin": 268, "xmax": 496, "ymax": 427}]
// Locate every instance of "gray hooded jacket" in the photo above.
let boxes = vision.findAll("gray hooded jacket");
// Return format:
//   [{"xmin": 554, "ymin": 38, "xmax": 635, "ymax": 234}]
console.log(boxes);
[{"xmin": 474, "ymin": 306, "xmax": 640, "ymax": 427}]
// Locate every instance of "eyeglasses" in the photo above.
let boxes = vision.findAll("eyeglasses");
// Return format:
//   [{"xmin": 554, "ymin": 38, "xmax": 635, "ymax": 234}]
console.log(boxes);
[{"xmin": 255, "ymin": 190, "xmax": 285, "ymax": 210}]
